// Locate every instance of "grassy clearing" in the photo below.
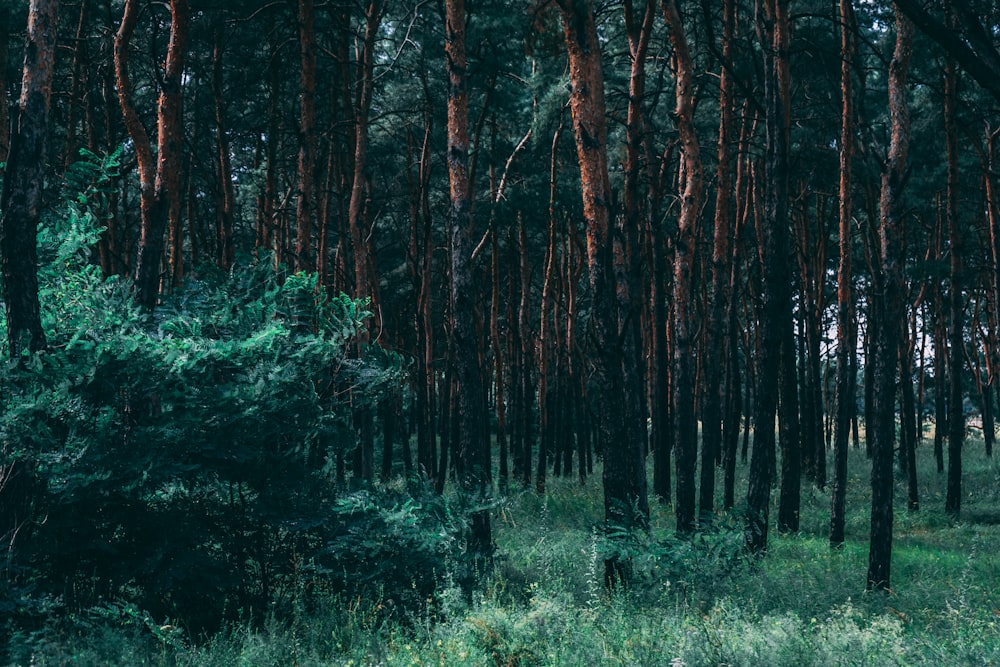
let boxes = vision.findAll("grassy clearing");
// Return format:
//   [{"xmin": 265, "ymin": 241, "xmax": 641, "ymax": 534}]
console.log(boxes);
[{"xmin": 9, "ymin": 435, "xmax": 1000, "ymax": 665}]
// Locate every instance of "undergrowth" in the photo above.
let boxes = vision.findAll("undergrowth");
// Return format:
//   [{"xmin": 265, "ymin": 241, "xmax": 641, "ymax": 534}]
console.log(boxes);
[{"xmin": 9, "ymin": 437, "xmax": 1000, "ymax": 666}]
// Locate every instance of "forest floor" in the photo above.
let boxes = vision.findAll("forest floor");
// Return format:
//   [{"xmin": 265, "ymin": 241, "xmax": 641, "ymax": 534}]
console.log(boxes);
[{"xmin": 11, "ymin": 431, "xmax": 1000, "ymax": 666}]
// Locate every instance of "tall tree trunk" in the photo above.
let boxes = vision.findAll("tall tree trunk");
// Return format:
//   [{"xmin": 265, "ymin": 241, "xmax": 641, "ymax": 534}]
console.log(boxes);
[
  {"xmin": 701, "ymin": 0, "xmax": 736, "ymax": 525},
  {"xmin": 982, "ymin": 130, "xmax": 1000, "ymax": 456},
  {"xmin": 446, "ymin": 0, "xmax": 491, "ymax": 560},
  {"xmin": 0, "ymin": 0, "xmax": 58, "ymax": 591},
  {"xmin": 662, "ymin": 0, "xmax": 703, "ymax": 535},
  {"xmin": 117, "ymin": 0, "xmax": 189, "ymax": 309},
  {"xmin": 212, "ymin": 19, "xmax": 235, "ymax": 271},
  {"xmin": 348, "ymin": 0, "xmax": 385, "ymax": 485},
  {"xmin": 538, "ymin": 122, "xmax": 565, "ymax": 494},
  {"xmin": 0, "ymin": 6, "xmax": 9, "ymax": 165},
  {"xmin": 831, "ymin": 0, "xmax": 857, "ymax": 549},
  {"xmin": 747, "ymin": 0, "xmax": 793, "ymax": 553},
  {"xmin": 62, "ymin": 0, "xmax": 89, "ymax": 169},
  {"xmin": 944, "ymin": 38, "xmax": 965, "ymax": 516},
  {"xmin": 771, "ymin": 0, "xmax": 800, "ymax": 536},
  {"xmin": 257, "ymin": 37, "xmax": 281, "ymax": 261},
  {"xmin": 932, "ymin": 202, "xmax": 948, "ymax": 472},
  {"xmin": 295, "ymin": 0, "xmax": 317, "ymax": 272},
  {"xmin": 900, "ymin": 317, "xmax": 920, "ymax": 510},
  {"xmin": 2, "ymin": 0, "xmax": 58, "ymax": 357},
  {"xmin": 557, "ymin": 0, "xmax": 649, "ymax": 587},
  {"xmin": 867, "ymin": 5, "xmax": 912, "ymax": 592}
]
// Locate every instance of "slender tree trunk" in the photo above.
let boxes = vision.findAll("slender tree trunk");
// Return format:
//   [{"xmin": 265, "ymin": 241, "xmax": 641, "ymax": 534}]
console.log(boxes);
[
  {"xmin": 831, "ymin": 0, "xmax": 857, "ymax": 549},
  {"xmin": 212, "ymin": 19, "xmax": 235, "ymax": 271},
  {"xmin": 901, "ymin": 321, "xmax": 920, "ymax": 510},
  {"xmin": 0, "ymin": 0, "xmax": 59, "ymax": 588},
  {"xmin": 295, "ymin": 0, "xmax": 317, "ymax": 272},
  {"xmin": 944, "ymin": 41, "xmax": 965, "ymax": 516},
  {"xmin": 2, "ymin": 0, "xmax": 58, "ymax": 357},
  {"xmin": 0, "ymin": 6, "xmax": 9, "ymax": 165},
  {"xmin": 62, "ymin": 0, "xmax": 89, "ymax": 169},
  {"xmin": 867, "ymin": 5, "xmax": 912, "ymax": 592},
  {"xmin": 725, "ymin": 104, "xmax": 755, "ymax": 508},
  {"xmin": 932, "ymin": 202, "xmax": 948, "ymax": 471},
  {"xmin": 986, "ymin": 129, "xmax": 1000, "ymax": 457},
  {"xmin": 702, "ymin": 0, "xmax": 736, "ymax": 525},
  {"xmin": 662, "ymin": 0, "xmax": 703, "ymax": 535},
  {"xmin": 517, "ymin": 214, "xmax": 534, "ymax": 488},
  {"xmin": 770, "ymin": 0, "xmax": 800, "ymax": 536},
  {"xmin": 258, "ymin": 38, "xmax": 280, "ymax": 260},
  {"xmin": 747, "ymin": 0, "xmax": 793, "ymax": 553}
]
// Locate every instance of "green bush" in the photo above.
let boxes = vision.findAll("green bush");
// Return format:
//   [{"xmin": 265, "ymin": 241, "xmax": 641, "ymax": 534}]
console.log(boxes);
[{"xmin": 0, "ymin": 149, "xmax": 446, "ymax": 641}]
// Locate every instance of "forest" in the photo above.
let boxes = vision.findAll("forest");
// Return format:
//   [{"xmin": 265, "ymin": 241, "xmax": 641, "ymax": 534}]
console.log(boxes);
[{"xmin": 3, "ymin": 0, "xmax": 1000, "ymax": 664}]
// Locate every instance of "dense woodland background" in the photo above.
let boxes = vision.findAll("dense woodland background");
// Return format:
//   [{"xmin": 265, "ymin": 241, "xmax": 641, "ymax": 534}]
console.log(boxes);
[{"xmin": 4, "ymin": 0, "xmax": 1000, "ymax": 659}]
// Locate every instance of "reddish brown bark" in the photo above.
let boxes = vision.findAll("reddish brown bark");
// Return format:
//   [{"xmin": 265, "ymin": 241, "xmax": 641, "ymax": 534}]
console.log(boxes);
[
  {"xmin": 831, "ymin": 0, "xmax": 857, "ymax": 548},
  {"xmin": 867, "ymin": 5, "xmax": 913, "ymax": 592},
  {"xmin": 446, "ymin": 0, "xmax": 491, "ymax": 557},
  {"xmin": 702, "ymin": 0, "xmax": 736, "ymax": 525},
  {"xmin": 348, "ymin": 1, "xmax": 383, "ymax": 302},
  {"xmin": 558, "ymin": 0, "xmax": 648, "ymax": 586},
  {"xmin": 116, "ymin": 0, "xmax": 189, "ymax": 308}
]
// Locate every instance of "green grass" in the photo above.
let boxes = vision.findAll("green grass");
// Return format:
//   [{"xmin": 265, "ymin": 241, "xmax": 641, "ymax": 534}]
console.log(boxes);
[{"xmin": 10, "ymin": 434, "xmax": 1000, "ymax": 666}]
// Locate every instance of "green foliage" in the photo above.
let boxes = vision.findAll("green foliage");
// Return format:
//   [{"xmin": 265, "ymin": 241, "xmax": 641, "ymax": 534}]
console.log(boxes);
[{"xmin": 0, "ymin": 149, "xmax": 446, "ymax": 644}]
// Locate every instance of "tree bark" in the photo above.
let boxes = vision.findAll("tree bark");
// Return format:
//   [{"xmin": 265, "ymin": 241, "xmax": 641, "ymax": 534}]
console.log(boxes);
[
  {"xmin": 701, "ymin": 0, "xmax": 736, "ymax": 525},
  {"xmin": 295, "ymin": 0, "xmax": 317, "ymax": 273},
  {"xmin": 0, "ymin": 6, "xmax": 9, "ymax": 165},
  {"xmin": 117, "ymin": 0, "xmax": 189, "ymax": 309},
  {"xmin": 944, "ymin": 38, "xmax": 965, "ymax": 516},
  {"xmin": 662, "ymin": 0, "xmax": 703, "ymax": 535},
  {"xmin": 557, "ymin": 0, "xmax": 649, "ymax": 587},
  {"xmin": 746, "ymin": 0, "xmax": 793, "ymax": 553},
  {"xmin": 212, "ymin": 19, "xmax": 235, "ymax": 271},
  {"xmin": 446, "ymin": 0, "xmax": 491, "ymax": 559},
  {"xmin": 867, "ymin": 5, "xmax": 912, "ymax": 592},
  {"xmin": 830, "ymin": 0, "xmax": 857, "ymax": 548},
  {"xmin": 1, "ymin": 0, "xmax": 59, "ymax": 357}
]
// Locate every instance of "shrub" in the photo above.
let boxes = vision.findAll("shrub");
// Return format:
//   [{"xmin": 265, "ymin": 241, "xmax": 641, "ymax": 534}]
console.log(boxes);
[{"xmin": 0, "ymin": 149, "xmax": 421, "ymax": 639}]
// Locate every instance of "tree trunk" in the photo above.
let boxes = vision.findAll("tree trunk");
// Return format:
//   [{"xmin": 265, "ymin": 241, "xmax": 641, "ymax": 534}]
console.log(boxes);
[
  {"xmin": 0, "ymin": 6, "xmax": 9, "ymax": 165},
  {"xmin": 117, "ymin": 0, "xmax": 189, "ymax": 309},
  {"xmin": 944, "ymin": 40, "xmax": 965, "ymax": 517},
  {"xmin": 901, "ymin": 321, "xmax": 920, "ymax": 511},
  {"xmin": 703, "ymin": 0, "xmax": 736, "ymax": 523},
  {"xmin": 1, "ymin": 0, "xmax": 58, "ymax": 357},
  {"xmin": 831, "ymin": 0, "xmax": 857, "ymax": 549},
  {"xmin": 867, "ymin": 5, "xmax": 912, "ymax": 592},
  {"xmin": 746, "ymin": 0, "xmax": 793, "ymax": 553},
  {"xmin": 558, "ymin": 0, "xmax": 648, "ymax": 587},
  {"xmin": 771, "ymin": 0, "xmax": 800, "ymax": 537},
  {"xmin": 212, "ymin": 19, "xmax": 235, "ymax": 271},
  {"xmin": 446, "ymin": 0, "xmax": 491, "ymax": 560},
  {"xmin": 295, "ymin": 0, "xmax": 317, "ymax": 273},
  {"xmin": 662, "ymin": 0, "xmax": 704, "ymax": 535}
]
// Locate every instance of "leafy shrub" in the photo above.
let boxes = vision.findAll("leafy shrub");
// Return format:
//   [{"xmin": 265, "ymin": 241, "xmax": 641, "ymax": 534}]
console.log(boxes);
[{"xmin": 0, "ymin": 149, "xmax": 425, "ymax": 640}]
